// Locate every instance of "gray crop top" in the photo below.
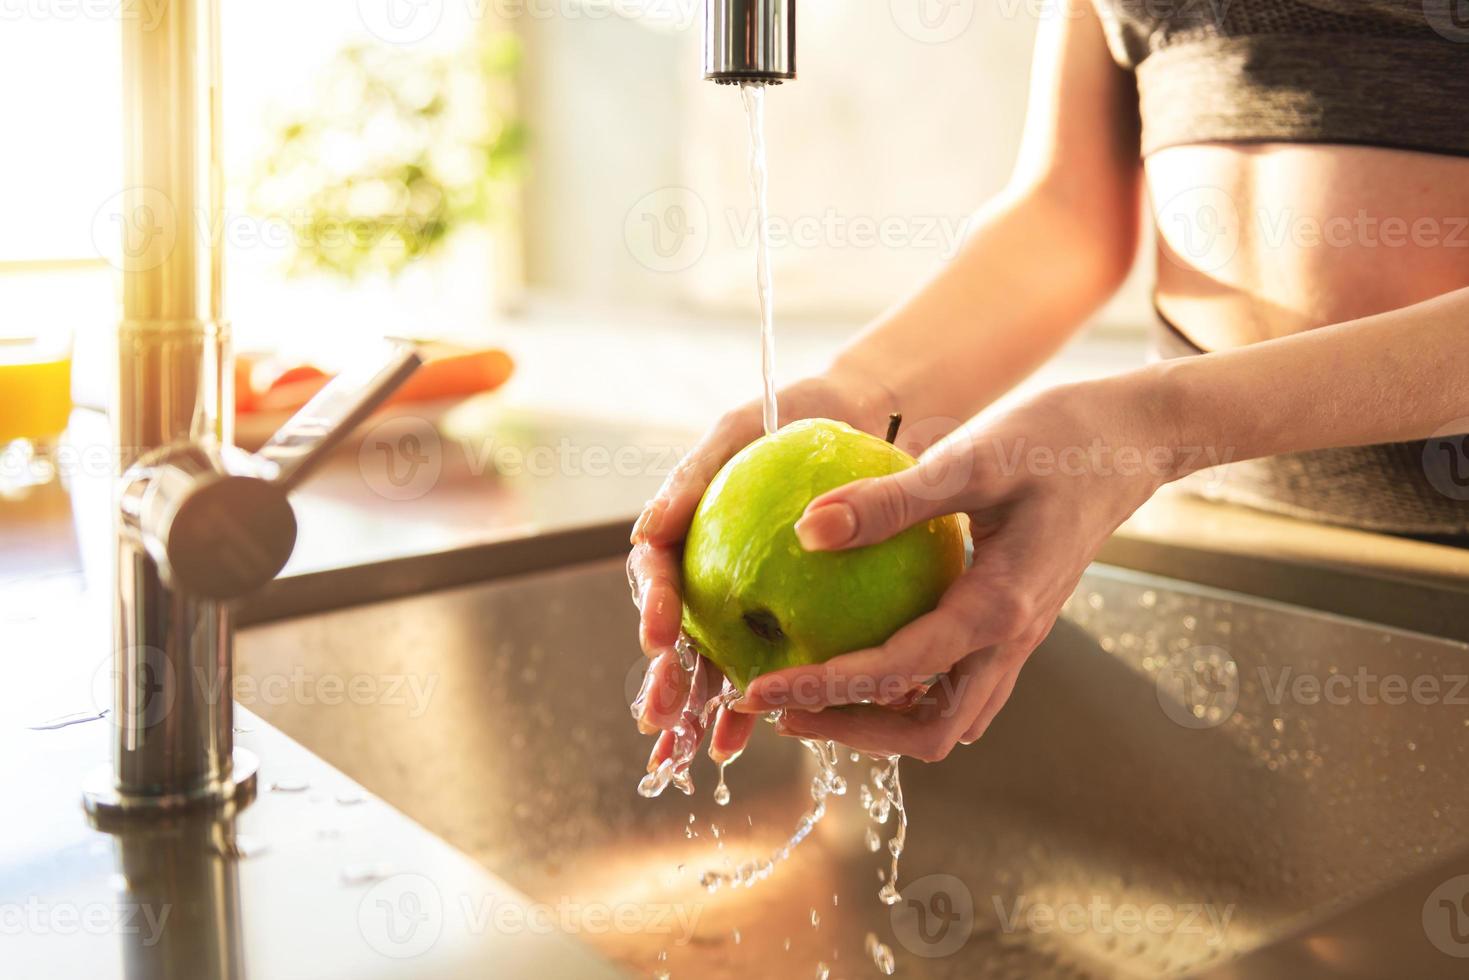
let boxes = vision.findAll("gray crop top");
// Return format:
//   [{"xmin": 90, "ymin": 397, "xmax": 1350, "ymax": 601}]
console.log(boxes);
[{"xmin": 1091, "ymin": 0, "xmax": 1469, "ymax": 157}]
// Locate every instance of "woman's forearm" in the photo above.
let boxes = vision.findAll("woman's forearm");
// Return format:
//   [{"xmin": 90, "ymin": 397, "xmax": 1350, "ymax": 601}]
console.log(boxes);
[
  {"xmin": 1148, "ymin": 285, "xmax": 1469, "ymax": 475},
  {"xmin": 825, "ymin": 0, "xmax": 1144, "ymax": 431},
  {"xmin": 829, "ymin": 183, "xmax": 1138, "ymax": 428}
]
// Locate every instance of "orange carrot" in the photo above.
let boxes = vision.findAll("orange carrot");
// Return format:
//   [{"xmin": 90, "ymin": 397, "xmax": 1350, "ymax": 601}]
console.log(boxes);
[{"xmin": 387, "ymin": 348, "xmax": 514, "ymax": 405}]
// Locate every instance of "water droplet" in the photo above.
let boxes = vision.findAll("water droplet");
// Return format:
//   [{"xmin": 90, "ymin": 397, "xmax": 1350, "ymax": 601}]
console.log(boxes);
[
  {"xmin": 213, "ymin": 834, "xmax": 270, "ymax": 860},
  {"xmin": 27, "ymin": 708, "xmax": 108, "ymax": 731},
  {"xmin": 270, "ymin": 778, "xmax": 310, "ymax": 793},
  {"xmin": 713, "ymin": 761, "xmax": 732, "ymax": 806},
  {"xmin": 339, "ymin": 863, "xmax": 395, "ymax": 885},
  {"xmin": 865, "ymin": 933, "xmax": 895, "ymax": 975}
]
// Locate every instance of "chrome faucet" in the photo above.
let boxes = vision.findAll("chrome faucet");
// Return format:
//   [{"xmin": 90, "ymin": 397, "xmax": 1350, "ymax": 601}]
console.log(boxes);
[
  {"xmin": 704, "ymin": 0, "xmax": 796, "ymax": 84},
  {"xmin": 84, "ymin": 0, "xmax": 420, "ymax": 819}
]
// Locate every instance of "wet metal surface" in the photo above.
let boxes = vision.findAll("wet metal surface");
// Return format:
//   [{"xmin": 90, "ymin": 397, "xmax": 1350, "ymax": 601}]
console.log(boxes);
[
  {"xmin": 0, "ymin": 703, "xmax": 620, "ymax": 979},
  {"xmin": 238, "ymin": 560, "xmax": 1469, "ymax": 978}
]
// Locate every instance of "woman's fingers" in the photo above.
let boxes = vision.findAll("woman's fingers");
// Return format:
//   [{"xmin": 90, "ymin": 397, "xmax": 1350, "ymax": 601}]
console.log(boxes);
[
  {"xmin": 632, "ymin": 649, "xmax": 692, "ymax": 733},
  {"xmin": 645, "ymin": 729, "xmax": 676, "ymax": 772},
  {"xmin": 633, "ymin": 408, "xmax": 763, "ymax": 549},
  {"xmin": 736, "ymin": 588, "xmax": 1017, "ymax": 714},
  {"xmin": 960, "ymin": 661, "xmax": 1023, "ymax": 745},
  {"xmin": 773, "ymin": 647, "xmax": 1016, "ymax": 761},
  {"xmin": 794, "ymin": 435, "xmax": 979, "ymax": 552},
  {"xmin": 709, "ymin": 705, "xmax": 758, "ymax": 763},
  {"xmin": 627, "ymin": 543, "xmax": 682, "ymax": 658}
]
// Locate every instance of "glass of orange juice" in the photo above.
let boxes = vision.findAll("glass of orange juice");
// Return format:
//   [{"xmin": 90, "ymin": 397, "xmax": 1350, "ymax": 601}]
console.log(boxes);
[{"xmin": 0, "ymin": 328, "xmax": 73, "ymax": 493}]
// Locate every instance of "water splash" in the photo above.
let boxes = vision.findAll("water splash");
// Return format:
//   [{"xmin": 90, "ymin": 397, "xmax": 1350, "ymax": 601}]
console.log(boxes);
[
  {"xmin": 865, "ymin": 757, "xmax": 908, "ymax": 906},
  {"xmin": 697, "ymin": 739, "xmax": 845, "ymax": 893},
  {"xmin": 638, "ymin": 661, "xmax": 738, "ymax": 799},
  {"xmin": 740, "ymin": 81, "xmax": 778, "ymax": 436}
]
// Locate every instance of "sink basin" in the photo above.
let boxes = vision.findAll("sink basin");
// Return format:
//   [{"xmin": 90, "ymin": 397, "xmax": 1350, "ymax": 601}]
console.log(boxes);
[{"xmin": 237, "ymin": 548, "xmax": 1469, "ymax": 978}]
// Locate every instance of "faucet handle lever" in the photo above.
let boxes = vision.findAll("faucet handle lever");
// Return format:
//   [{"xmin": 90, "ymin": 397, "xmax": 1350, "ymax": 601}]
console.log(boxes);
[{"xmin": 255, "ymin": 342, "xmax": 423, "ymax": 491}]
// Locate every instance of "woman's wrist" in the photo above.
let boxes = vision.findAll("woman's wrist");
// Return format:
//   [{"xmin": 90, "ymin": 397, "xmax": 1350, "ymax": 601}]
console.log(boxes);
[
  {"xmin": 820, "ymin": 356, "xmax": 903, "ymax": 436},
  {"xmin": 1037, "ymin": 366, "xmax": 1197, "ymax": 494},
  {"xmin": 1113, "ymin": 359, "xmax": 1217, "ymax": 486}
]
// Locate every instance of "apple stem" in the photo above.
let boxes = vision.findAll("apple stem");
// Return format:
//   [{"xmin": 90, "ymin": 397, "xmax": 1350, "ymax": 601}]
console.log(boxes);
[{"xmin": 884, "ymin": 413, "xmax": 903, "ymax": 445}]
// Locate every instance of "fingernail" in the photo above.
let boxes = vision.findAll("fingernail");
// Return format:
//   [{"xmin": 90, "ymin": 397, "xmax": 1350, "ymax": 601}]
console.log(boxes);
[
  {"xmin": 794, "ymin": 502, "xmax": 857, "ymax": 550},
  {"xmin": 732, "ymin": 682, "xmax": 768, "ymax": 712},
  {"xmin": 708, "ymin": 744, "xmax": 743, "ymax": 765},
  {"xmin": 631, "ymin": 499, "xmax": 664, "ymax": 544},
  {"xmin": 630, "ymin": 666, "xmax": 654, "ymax": 719},
  {"xmin": 775, "ymin": 714, "xmax": 810, "ymax": 736}
]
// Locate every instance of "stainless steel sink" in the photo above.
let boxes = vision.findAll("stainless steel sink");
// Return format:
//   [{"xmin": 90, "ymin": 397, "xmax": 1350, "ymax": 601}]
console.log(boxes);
[{"xmin": 237, "ymin": 546, "xmax": 1469, "ymax": 978}]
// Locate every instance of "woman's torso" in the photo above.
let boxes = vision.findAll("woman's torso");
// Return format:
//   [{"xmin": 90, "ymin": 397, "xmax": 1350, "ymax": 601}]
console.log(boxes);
[
  {"xmin": 1149, "ymin": 143, "xmax": 1469, "ymax": 350},
  {"xmin": 1090, "ymin": 0, "xmax": 1469, "ymax": 350}
]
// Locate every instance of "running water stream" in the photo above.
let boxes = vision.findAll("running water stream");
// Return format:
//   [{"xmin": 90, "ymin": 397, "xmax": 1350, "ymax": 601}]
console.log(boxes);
[
  {"xmin": 741, "ymin": 82, "xmax": 779, "ymax": 437},
  {"xmin": 636, "ymin": 80, "xmax": 910, "ymax": 976}
]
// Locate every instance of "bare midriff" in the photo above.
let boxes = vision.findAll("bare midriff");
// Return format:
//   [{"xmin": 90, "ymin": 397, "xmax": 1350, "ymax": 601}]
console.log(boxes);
[{"xmin": 1146, "ymin": 142, "xmax": 1469, "ymax": 351}]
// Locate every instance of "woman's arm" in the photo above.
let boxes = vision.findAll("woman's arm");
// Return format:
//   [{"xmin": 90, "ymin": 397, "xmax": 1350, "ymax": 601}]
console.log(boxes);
[
  {"xmin": 1157, "ymin": 285, "xmax": 1469, "ymax": 472},
  {"xmin": 831, "ymin": 0, "xmax": 1144, "ymax": 426},
  {"xmin": 732, "ymin": 288, "xmax": 1469, "ymax": 760},
  {"xmin": 628, "ymin": 0, "xmax": 1145, "ymax": 764}
]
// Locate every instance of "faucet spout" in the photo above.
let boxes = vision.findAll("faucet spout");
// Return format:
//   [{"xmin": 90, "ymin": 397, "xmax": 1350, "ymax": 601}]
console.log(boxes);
[{"xmin": 704, "ymin": 0, "xmax": 796, "ymax": 85}]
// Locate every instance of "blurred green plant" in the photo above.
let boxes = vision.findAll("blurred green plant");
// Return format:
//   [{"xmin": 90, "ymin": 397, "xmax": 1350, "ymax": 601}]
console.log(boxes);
[{"xmin": 250, "ymin": 35, "xmax": 526, "ymax": 280}]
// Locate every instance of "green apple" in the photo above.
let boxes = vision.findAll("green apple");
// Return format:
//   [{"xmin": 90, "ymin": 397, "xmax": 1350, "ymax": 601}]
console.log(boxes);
[{"xmin": 681, "ymin": 418, "xmax": 965, "ymax": 690}]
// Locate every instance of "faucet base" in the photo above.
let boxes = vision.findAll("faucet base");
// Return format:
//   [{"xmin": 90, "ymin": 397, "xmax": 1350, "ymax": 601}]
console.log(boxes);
[{"xmin": 83, "ymin": 748, "xmax": 259, "ymax": 824}]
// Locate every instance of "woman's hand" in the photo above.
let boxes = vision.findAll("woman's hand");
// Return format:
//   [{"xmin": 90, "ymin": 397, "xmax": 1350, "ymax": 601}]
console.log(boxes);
[
  {"xmin": 627, "ymin": 370, "xmax": 896, "ymax": 771},
  {"xmin": 731, "ymin": 373, "xmax": 1182, "ymax": 761}
]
